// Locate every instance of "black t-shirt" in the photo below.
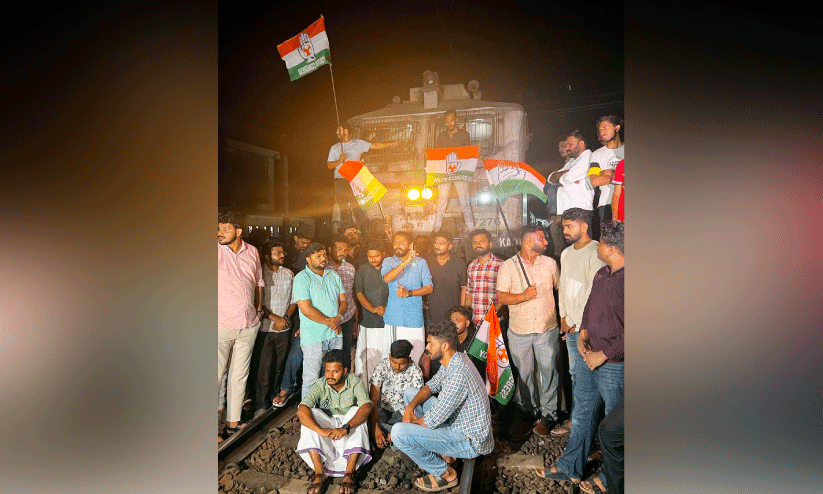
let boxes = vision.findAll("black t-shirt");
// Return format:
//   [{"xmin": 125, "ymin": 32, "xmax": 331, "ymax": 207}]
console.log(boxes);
[
  {"xmin": 435, "ymin": 128, "xmax": 471, "ymax": 148},
  {"xmin": 426, "ymin": 255, "xmax": 468, "ymax": 324}
]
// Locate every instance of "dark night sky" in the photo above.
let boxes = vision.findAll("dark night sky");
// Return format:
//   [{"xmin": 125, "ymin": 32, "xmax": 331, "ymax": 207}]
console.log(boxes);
[{"xmin": 219, "ymin": 0, "xmax": 623, "ymax": 217}]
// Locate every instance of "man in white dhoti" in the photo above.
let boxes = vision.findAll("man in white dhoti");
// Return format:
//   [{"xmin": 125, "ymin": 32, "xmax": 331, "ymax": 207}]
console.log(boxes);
[{"xmin": 296, "ymin": 349, "xmax": 373, "ymax": 494}]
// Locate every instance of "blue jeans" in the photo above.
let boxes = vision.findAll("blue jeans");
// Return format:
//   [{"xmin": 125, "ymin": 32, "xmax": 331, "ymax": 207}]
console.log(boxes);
[
  {"xmin": 280, "ymin": 335, "xmax": 302, "ymax": 394},
  {"xmin": 391, "ymin": 387, "xmax": 478, "ymax": 477},
  {"xmin": 565, "ymin": 331, "xmax": 579, "ymax": 414},
  {"xmin": 301, "ymin": 336, "xmax": 343, "ymax": 398},
  {"xmin": 555, "ymin": 357, "xmax": 623, "ymax": 480}
]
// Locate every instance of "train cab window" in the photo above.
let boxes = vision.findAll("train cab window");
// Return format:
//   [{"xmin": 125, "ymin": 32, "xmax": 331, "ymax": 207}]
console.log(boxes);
[
  {"xmin": 355, "ymin": 122, "xmax": 415, "ymax": 162},
  {"xmin": 431, "ymin": 114, "xmax": 497, "ymax": 154}
]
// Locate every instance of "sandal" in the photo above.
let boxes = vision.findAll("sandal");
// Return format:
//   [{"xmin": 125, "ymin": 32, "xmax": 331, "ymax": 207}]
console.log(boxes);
[
  {"xmin": 415, "ymin": 469, "xmax": 458, "ymax": 492},
  {"xmin": 551, "ymin": 420, "xmax": 572, "ymax": 436},
  {"xmin": 272, "ymin": 390, "xmax": 293, "ymax": 408},
  {"xmin": 224, "ymin": 422, "xmax": 246, "ymax": 437},
  {"xmin": 338, "ymin": 473, "xmax": 357, "ymax": 494},
  {"xmin": 307, "ymin": 473, "xmax": 326, "ymax": 494},
  {"xmin": 580, "ymin": 476, "xmax": 607, "ymax": 494}
]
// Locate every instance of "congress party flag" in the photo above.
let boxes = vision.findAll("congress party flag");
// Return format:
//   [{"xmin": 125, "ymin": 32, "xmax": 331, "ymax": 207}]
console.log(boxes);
[
  {"xmin": 337, "ymin": 160, "xmax": 387, "ymax": 210},
  {"xmin": 483, "ymin": 158, "xmax": 548, "ymax": 202},
  {"xmin": 276, "ymin": 17, "xmax": 331, "ymax": 81},
  {"xmin": 425, "ymin": 146, "xmax": 479, "ymax": 186},
  {"xmin": 467, "ymin": 304, "xmax": 515, "ymax": 405}
]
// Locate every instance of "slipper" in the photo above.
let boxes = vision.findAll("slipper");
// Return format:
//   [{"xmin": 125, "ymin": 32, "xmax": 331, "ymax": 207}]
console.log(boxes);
[
  {"xmin": 415, "ymin": 472, "xmax": 458, "ymax": 492},
  {"xmin": 536, "ymin": 466, "xmax": 579, "ymax": 482},
  {"xmin": 307, "ymin": 473, "xmax": 326, "ymax": 494},
  {"xmin": 551, "ymin": 421, "xmax": 571, "ymax": 436},
  {"xmin": 272, "ymin": 390, "xmax": 293, "ymax": 408},
  {"xmin": 580, "ymin": 476, "xmax": 607, "ymax": 494},
  {"xmin": 338, "ymin": 473, "xmax": 357, "ymax": 494}
]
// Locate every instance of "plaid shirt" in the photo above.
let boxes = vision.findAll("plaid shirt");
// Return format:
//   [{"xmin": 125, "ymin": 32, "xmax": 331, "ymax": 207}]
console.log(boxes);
[
  {"xmin": 466, "ymin": 254, "xmax": 503, "ymax": 325},
  {"xmin": 425, "ymin": 352, "xmax": 494, "ymax": 455}
]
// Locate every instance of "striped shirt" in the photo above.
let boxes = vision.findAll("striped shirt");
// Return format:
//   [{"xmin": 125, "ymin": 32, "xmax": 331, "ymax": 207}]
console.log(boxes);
[
  {"xmin": 261, "ymin": 265, "xmax": 295, "ymax": 332},
  {"xmin": 425, "ymin": 352, "xmax": 494, "ymax": 455},
  {"xmin": 327, "ymin": 260, "xmax": 356, "ymax": 323},
  {"xmin": 466, "ymin": 254, "xmax": 503, "ymax": 325}
]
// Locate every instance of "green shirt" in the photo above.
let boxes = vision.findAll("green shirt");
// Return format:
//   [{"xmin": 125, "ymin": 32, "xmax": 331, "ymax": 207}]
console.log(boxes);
[
  {"xmin": 292, "ymin": 267, "xmax": 344, "ymax": 346},
  {"xmin": 300, "ymin": 373, "xmax": 370, "ymax": 417}
]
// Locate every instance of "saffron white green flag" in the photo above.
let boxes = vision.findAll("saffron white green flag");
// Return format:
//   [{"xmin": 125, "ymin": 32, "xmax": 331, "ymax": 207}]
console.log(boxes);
[
  {"xmin": 425, "ymin": 146, "xmax": 479, "ymax": 186},
  {"xmin": 467, "ymin": 304, "xmax": 515, "ymax": 405},
  {"xmin": 276, "ymin": 17, "xmax": 330, "ymax": 81},
  {"xmin": 483, "ymin": 158, "xmax": 548, "ymax": 202},
  {"xmin": 337, "ymin": 160, "xmax": 387, "ymax": 210}
]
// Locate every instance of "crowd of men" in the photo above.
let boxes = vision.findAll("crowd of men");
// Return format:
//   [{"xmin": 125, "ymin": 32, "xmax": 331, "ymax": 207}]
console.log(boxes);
[{"xmin": 217, "ymin": 113, "xmax": 625, "ymax": 494}]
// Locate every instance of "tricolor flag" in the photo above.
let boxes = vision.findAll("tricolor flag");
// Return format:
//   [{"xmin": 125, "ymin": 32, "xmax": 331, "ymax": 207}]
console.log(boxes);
[
  {"xmin": 425, "ymin": 146, "xmax": 479, "ymax": 186},
  {"xmin": 467, "ymin": 304, "xmax": 515, "ymax": 405},
  {"xmin": 276, "ymin": 17, "xmax": 331, "ymax": 81},
  {"xmin": 337, "ymin": 160, "xmax": 387, "ymax": 210},
  {"xmin": 483, "ymin": 158, "xmax": 548, "ymax": 202}
]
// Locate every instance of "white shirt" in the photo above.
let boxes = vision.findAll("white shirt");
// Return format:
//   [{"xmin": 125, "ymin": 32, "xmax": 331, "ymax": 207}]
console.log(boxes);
[
  {"xmin": 557, "ymin": 148, "xmax": 594, "ymax": 214},
  {"xmin": 327, "ymin": 139, "xmax": 372, "ymax": 178},
  {"xmin": 261, "ymin": 265, "xmax": 295, "ymax": 332},
  {"xmin": 589, "ymin": 146, "xmax": 623, "ymax": 207}
]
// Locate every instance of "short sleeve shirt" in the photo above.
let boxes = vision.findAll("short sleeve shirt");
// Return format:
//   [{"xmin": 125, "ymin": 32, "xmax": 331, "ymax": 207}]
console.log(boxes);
[
  {"xmin": 355, "ymin": 263, "xmax": 389, "ymax": 328},
  {"xmin": 327, "ymin": 261, "xmax": 356, "ymax": 323},
  {"xmin": 328, "ymin": 139, "xmax": 372, "ymax": 178},
  {"xmin": 497, "ymin": 255, "xmax": 559, "ymax": 334},
  {"xmin": 261, "ymin": 265, "xmax": 295, "ymax": 332},
  {"xmin": 426, "ymin": 255, "xmax": 468, "ymax": 324},
  {"xmin": 435, "ymin": 129, "xmax": 471, "ymax": 148},
  {"xmin": 466, "ymin": 254, "xmax": 503, "ymax": 325},
  {"xmin": 301, "ymin": 372, "xmax": 370, "ymax": 417},
  {"xmin": 381, "ymin": 256, "xmax": 433, "ymax": 328},
  {"xmin": 292, "ymin": 268, "xmax": 344, "ymax": 346},
  {"xmin": 369, "ymin": 359, "xmax": 424, "ymax": 412}
]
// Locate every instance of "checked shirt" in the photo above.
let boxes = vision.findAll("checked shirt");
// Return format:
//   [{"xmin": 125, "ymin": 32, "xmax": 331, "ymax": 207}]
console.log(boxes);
[
  {"xmin": 466, "ymin": 253, "xmax": 503, "ymax": 326},
  {"xmin": 424, "ymin": 352, "xmax": 494, "ymax": 455}
]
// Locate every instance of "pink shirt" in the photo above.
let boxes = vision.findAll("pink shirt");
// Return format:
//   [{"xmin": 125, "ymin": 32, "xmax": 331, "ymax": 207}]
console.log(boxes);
[{"xmin": 218, "ymin": 241, "xmax": 264, "ymax": 329}]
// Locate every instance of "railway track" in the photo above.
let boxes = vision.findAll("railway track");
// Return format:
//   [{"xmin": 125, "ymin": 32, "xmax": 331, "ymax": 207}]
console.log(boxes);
[{"xmin": 219, "ymin": 400, "xmax": 299, "ymax": 472}]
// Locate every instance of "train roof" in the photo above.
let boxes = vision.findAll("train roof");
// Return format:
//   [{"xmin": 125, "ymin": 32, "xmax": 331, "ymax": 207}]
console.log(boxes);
[{"xmin": 349, "ymin": 99, "xmax": 524, "ymax": 123}]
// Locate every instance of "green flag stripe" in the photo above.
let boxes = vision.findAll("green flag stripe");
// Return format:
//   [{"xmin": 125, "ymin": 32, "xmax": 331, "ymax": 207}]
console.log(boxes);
[{"xmin": 286, "ymin": 49, "xmax": 330, "ymax": 81}]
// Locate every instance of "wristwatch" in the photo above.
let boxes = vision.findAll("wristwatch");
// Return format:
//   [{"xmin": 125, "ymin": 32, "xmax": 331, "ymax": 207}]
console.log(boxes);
[{"xmin": 341, "ymin": 423, "xmax": 350, "ymax": 434}]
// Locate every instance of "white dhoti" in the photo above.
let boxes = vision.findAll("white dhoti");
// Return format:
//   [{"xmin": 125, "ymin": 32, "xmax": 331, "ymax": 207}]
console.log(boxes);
[
  {"xmin": 353, "ymin": 325, "xmax": 393, "ymax": 386},
  {"xmin": 296, "ymin": 406, "xmax": 372, "ymax": 477}
]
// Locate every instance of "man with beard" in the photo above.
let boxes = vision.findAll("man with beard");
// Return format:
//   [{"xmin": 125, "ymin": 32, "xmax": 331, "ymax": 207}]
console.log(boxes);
[
  {"xmin": 539, "ymin": 221, "xmax": 624, "ymax": 494},
  {"xmin": 250, "ymin": 241, "xmax": 297, "ymax": 418},
  {"xmin": 544, "ymin": 137, "xmax": 573, "ymax": 221},
  {"xmin": 587, "ymin": 116, "xmax": 624, "ymax": 239},
  {"xmin": 292, "ymin": 242, "xmax": 347, "ymax": 399},
  {"xmin": 421, "ymin": 305, "xmax": 484, "ymax": 380},
  {"xmin": 432, "ymin": 109, "xmax": 475, "ymax": 233},
  {"xmin": 546, "ymin": 130, "xmax": 594, "ymax": 258},
  {"xmin": 551, "ymin": 208, "xmax": 604, "ymax": 436},
  {"xmin": 353, "ymin": 241, "xmax": 390, "ymax": 385},
  {"xmin": 497, "ymin": 224, "xmax": 561, "ymax": 436},
  {"xmin": 218, "ymin": 211, "xmax": 264, "ymax": 442},
  {"xmin": 463, "ymin": 228, "xmax": 503, "ymax": 327},
  {"xmin": 391, "ymin": 320, "xmax": 493, "ymax": 492},
  {"xmin": 382, "ymin": 231, "xmax": 433, "ymax": 365},
  {"xmin": 284, "ymin": 223, "xmax": 314, "ymax": 274},
  {"xmin": 296, "ymin": 349, "xmax": 372, "ymax": 494},
  {"xmin": 425, "ymin": 231, "xmax": 467, "ymax": 325},
  {"xmin": 326, "ymin": 236, "xmax": 358, "ymax": 362},
  {"xmin": 342, "ymin": 223, "xmax": 368, "ymax": 269}
]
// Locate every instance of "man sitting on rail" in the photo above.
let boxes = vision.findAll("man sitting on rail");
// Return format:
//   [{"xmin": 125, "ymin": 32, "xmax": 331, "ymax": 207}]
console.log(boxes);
[
  {"xmin": 391, "ymin": 320, "xmax": 493, "ymax": 492},
  {"xmin": 368, "ymin": 339, "xmax": 424, "ymax": 449},
  {"xmin": 296, "ymin": 349, "xmax": 373, "ymax": 494}
]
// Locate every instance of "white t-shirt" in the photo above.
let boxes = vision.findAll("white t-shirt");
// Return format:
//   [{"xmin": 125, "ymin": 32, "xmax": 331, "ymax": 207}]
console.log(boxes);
[
  {"xmin": 328, "ymin": 139, "xmax": 372, "ymax": 178},
  {"xmin": 589, "ymin": 145, "xmax": 623, "ymax": 207},
  {"xmin": 557, "ymin": 148, "xmax": 594, "ymax": 214}
]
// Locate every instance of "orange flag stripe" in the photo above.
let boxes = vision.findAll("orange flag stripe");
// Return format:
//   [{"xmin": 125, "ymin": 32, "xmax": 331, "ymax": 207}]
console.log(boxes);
[
  {"xmin": 425, "ymin": 145, "xmax": 479, "ymax": 161},
  {"xmin": 276, "ymin": 16, "xmax": 326, "ymax": 56}
]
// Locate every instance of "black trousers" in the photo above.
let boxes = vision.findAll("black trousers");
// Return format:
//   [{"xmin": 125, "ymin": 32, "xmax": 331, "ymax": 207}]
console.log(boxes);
[
  {"xmin": 251, "ymin": 329, "xmax": 291, "ymax": 410},
  {"xmin": 599, "ymin": 396, "xmax": 624, "ymax": 494}
]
